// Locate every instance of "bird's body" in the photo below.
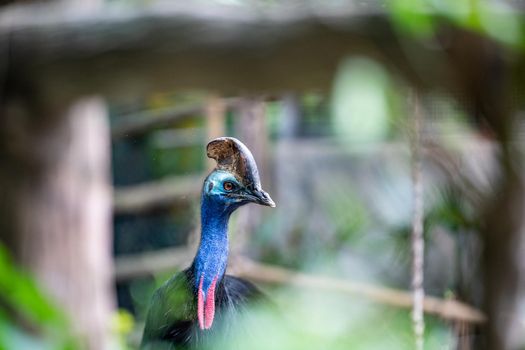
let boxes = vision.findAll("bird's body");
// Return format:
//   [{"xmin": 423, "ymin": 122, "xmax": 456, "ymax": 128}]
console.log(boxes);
[
  {"xmin": 140, "ymin": 268, "xmax": 262, "ymax": 349},
  {"xmin": 141, "ymin": 138, "xmax": 275, "ymax": 349}
]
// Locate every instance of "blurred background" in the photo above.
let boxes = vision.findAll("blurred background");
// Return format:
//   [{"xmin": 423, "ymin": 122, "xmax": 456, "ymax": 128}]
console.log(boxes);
[{"xmin": 0, "ymin": 0, "xmax": 524, "ymax": 349}]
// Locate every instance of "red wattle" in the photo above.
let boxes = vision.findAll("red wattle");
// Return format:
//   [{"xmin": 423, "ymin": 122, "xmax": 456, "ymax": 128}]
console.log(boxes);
[
  {"xmin": 197, "ymin": 275, "xmax": 218, "ymax": 330},
  {"xmin": 204, "ymin": 277, "xmax": 217, "ymax": 329},
  {"xmin": 197, "ymin": 276, "xmax": 205, "ymax": 329}
]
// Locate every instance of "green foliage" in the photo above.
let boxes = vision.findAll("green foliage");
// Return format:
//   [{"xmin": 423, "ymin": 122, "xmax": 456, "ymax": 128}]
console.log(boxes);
[
  {"xmin": 149, "ymin": 144, "xmax": 204, "ymax": 178},
  {"xmin": 389, "ymin": 0, "xmax": 436, "ymax": 37},
  {"xmin": 265, "ymin": 100, "xmax": 283, "ymax": 138},
  {"xmin": 321, "ymin": 184, "xmax": 369, "ymax": 244},
  {"xmin": 209, "ymin": 288, "xmax": 453, "ymax": 350},
  {"xmin": 428, "ymin": 188, "xmax": 476, "ymax": 232},
  {"xmin": 388, "ymin": 0, "xmax": 525, "ymax": 49},
  {"xmin": 0, "ymin": 245, "xmax": 77, "ymax": 350},
  {"xmin": 331, "ymin": 58, "xmax": 392, "ymax": 144},
  {"xmin": 112, "ymin": 310, "xmax": 135, "ymax": 350}
]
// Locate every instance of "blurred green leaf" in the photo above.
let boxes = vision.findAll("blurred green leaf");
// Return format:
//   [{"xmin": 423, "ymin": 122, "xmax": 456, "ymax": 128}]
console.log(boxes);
[
  {"xmin": 388, "ymin": 0, "xmax": 525, "ymax": 49},
  {"xmin": 331, "ymin": 58, "xmax": 392, "ymax": 144},
  {"xmin": 388, "ymin": 0, "xmax": 436, "ymax": 37},
  {"xmin": 210, "ymin": 287, "xmax": 453, "ymax": 350},
  {"xmin": 0, "ymin": 246, "xmax": 63, "ymax": 326},
  {"xmin": 477, "ymin": 3, "xmax": 523, "ymax": 48},
  {"xmin": 112, "ymin": 309, "xmax": 135, "ymax": 350},
  {"xmin": 0, "ymin": 245, "xmax": 77, "ymax": 350}
]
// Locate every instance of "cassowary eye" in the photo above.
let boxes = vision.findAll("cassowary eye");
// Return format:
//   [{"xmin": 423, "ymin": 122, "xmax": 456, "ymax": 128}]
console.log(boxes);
[{"xmin": 223, "ymin": 181, "xmax": 234, "ymax": 191}]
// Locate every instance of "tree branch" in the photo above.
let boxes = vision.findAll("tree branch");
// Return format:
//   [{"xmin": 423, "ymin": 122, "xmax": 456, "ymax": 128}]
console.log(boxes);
[{"xmin": 114, "ymin": 247, "xmax": 486, "ymax": 324}]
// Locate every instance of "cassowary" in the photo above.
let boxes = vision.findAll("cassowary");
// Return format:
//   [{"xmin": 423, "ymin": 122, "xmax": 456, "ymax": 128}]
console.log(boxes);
[{"xmin": 141, "ymin": 137, "xmax": 275, "ymax": 349}]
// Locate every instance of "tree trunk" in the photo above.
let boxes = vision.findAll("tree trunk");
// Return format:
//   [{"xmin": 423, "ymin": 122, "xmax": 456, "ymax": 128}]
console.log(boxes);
[
  {"xmin": 481, "ymin": 165, "xmax": 524, "ymax": 350},
  {"xmin": 0, "ymin": 96, "xmax": 115, "ymax": 349}
]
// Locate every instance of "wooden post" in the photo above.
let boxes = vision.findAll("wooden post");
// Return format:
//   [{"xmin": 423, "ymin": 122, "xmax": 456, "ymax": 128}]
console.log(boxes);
[
  {"xmin": 233, "ymin": 97, "xmax": 268, "ymax": 255},
  {"xmin": 0, "ymin": 97, "xmax": 115, "ymax": 349},
  {"xmin": 183, "ymin": 95, "xmax": 227, "ymax": 250},
  {"xmin": 205, "ymin": 96, "xmax": 226, "ymax": 170}
]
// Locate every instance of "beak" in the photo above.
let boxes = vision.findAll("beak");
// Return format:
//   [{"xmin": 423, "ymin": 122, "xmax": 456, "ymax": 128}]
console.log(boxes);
[{"xmin": 243, "ymin": 188, "xmax": 276, "ymax": 207}]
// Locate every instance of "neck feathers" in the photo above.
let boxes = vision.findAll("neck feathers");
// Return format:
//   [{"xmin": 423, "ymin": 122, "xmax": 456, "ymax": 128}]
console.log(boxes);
[
  {"xmin": 192, "ymin": 194, "xmax": 232, "ymax": 329},
  {"xmin": 193, "ymin": 194, "xmax": 232, "ymax": 293}
]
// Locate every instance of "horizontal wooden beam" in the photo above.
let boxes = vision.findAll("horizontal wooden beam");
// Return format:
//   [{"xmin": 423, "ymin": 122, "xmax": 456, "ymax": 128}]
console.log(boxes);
[
  {"xmin": 0, "ymin": 2, "xmax": 442, "ymax": 101},
  {"xmin": 115, "ymin": 245, "xmax": 194, "ymax": 281},
  {"xmin": 111, "ymin": 98, "xmax": 241, "ymax": 139},
  {"xmin": 2, "ymin": 2, "xmax": 522, "ymax": 132},
  {"xmin": 232, "ymin": 257, "xmax": 486, "ymax": 324},
  {"xmin": 113, "ymin": 175, "xmax": 202, "ymax": 214},
  {"xmin": 111, "ymin": 104, "xmax": 204, "ymax": 140},
  {"xmin": 114, "ymin": 247, "xmax": 486, "ymax": 324}
]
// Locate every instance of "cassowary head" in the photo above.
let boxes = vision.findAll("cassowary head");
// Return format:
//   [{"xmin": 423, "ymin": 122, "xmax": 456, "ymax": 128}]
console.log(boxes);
[{"xmin": 203, "ymin": 137, "xmax": 275, "ymax": 209}]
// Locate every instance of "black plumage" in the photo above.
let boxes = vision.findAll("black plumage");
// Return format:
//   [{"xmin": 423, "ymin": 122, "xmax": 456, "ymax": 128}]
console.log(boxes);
[{"xmin": 141, "ymin": 268, "xmax": 263, "ymax": 349}]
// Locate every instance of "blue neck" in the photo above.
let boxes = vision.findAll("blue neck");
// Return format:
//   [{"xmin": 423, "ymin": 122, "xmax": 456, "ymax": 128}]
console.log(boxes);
[{"xmin": 192, "ymin": 194, "xmax": 233, "ymax": 294}]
